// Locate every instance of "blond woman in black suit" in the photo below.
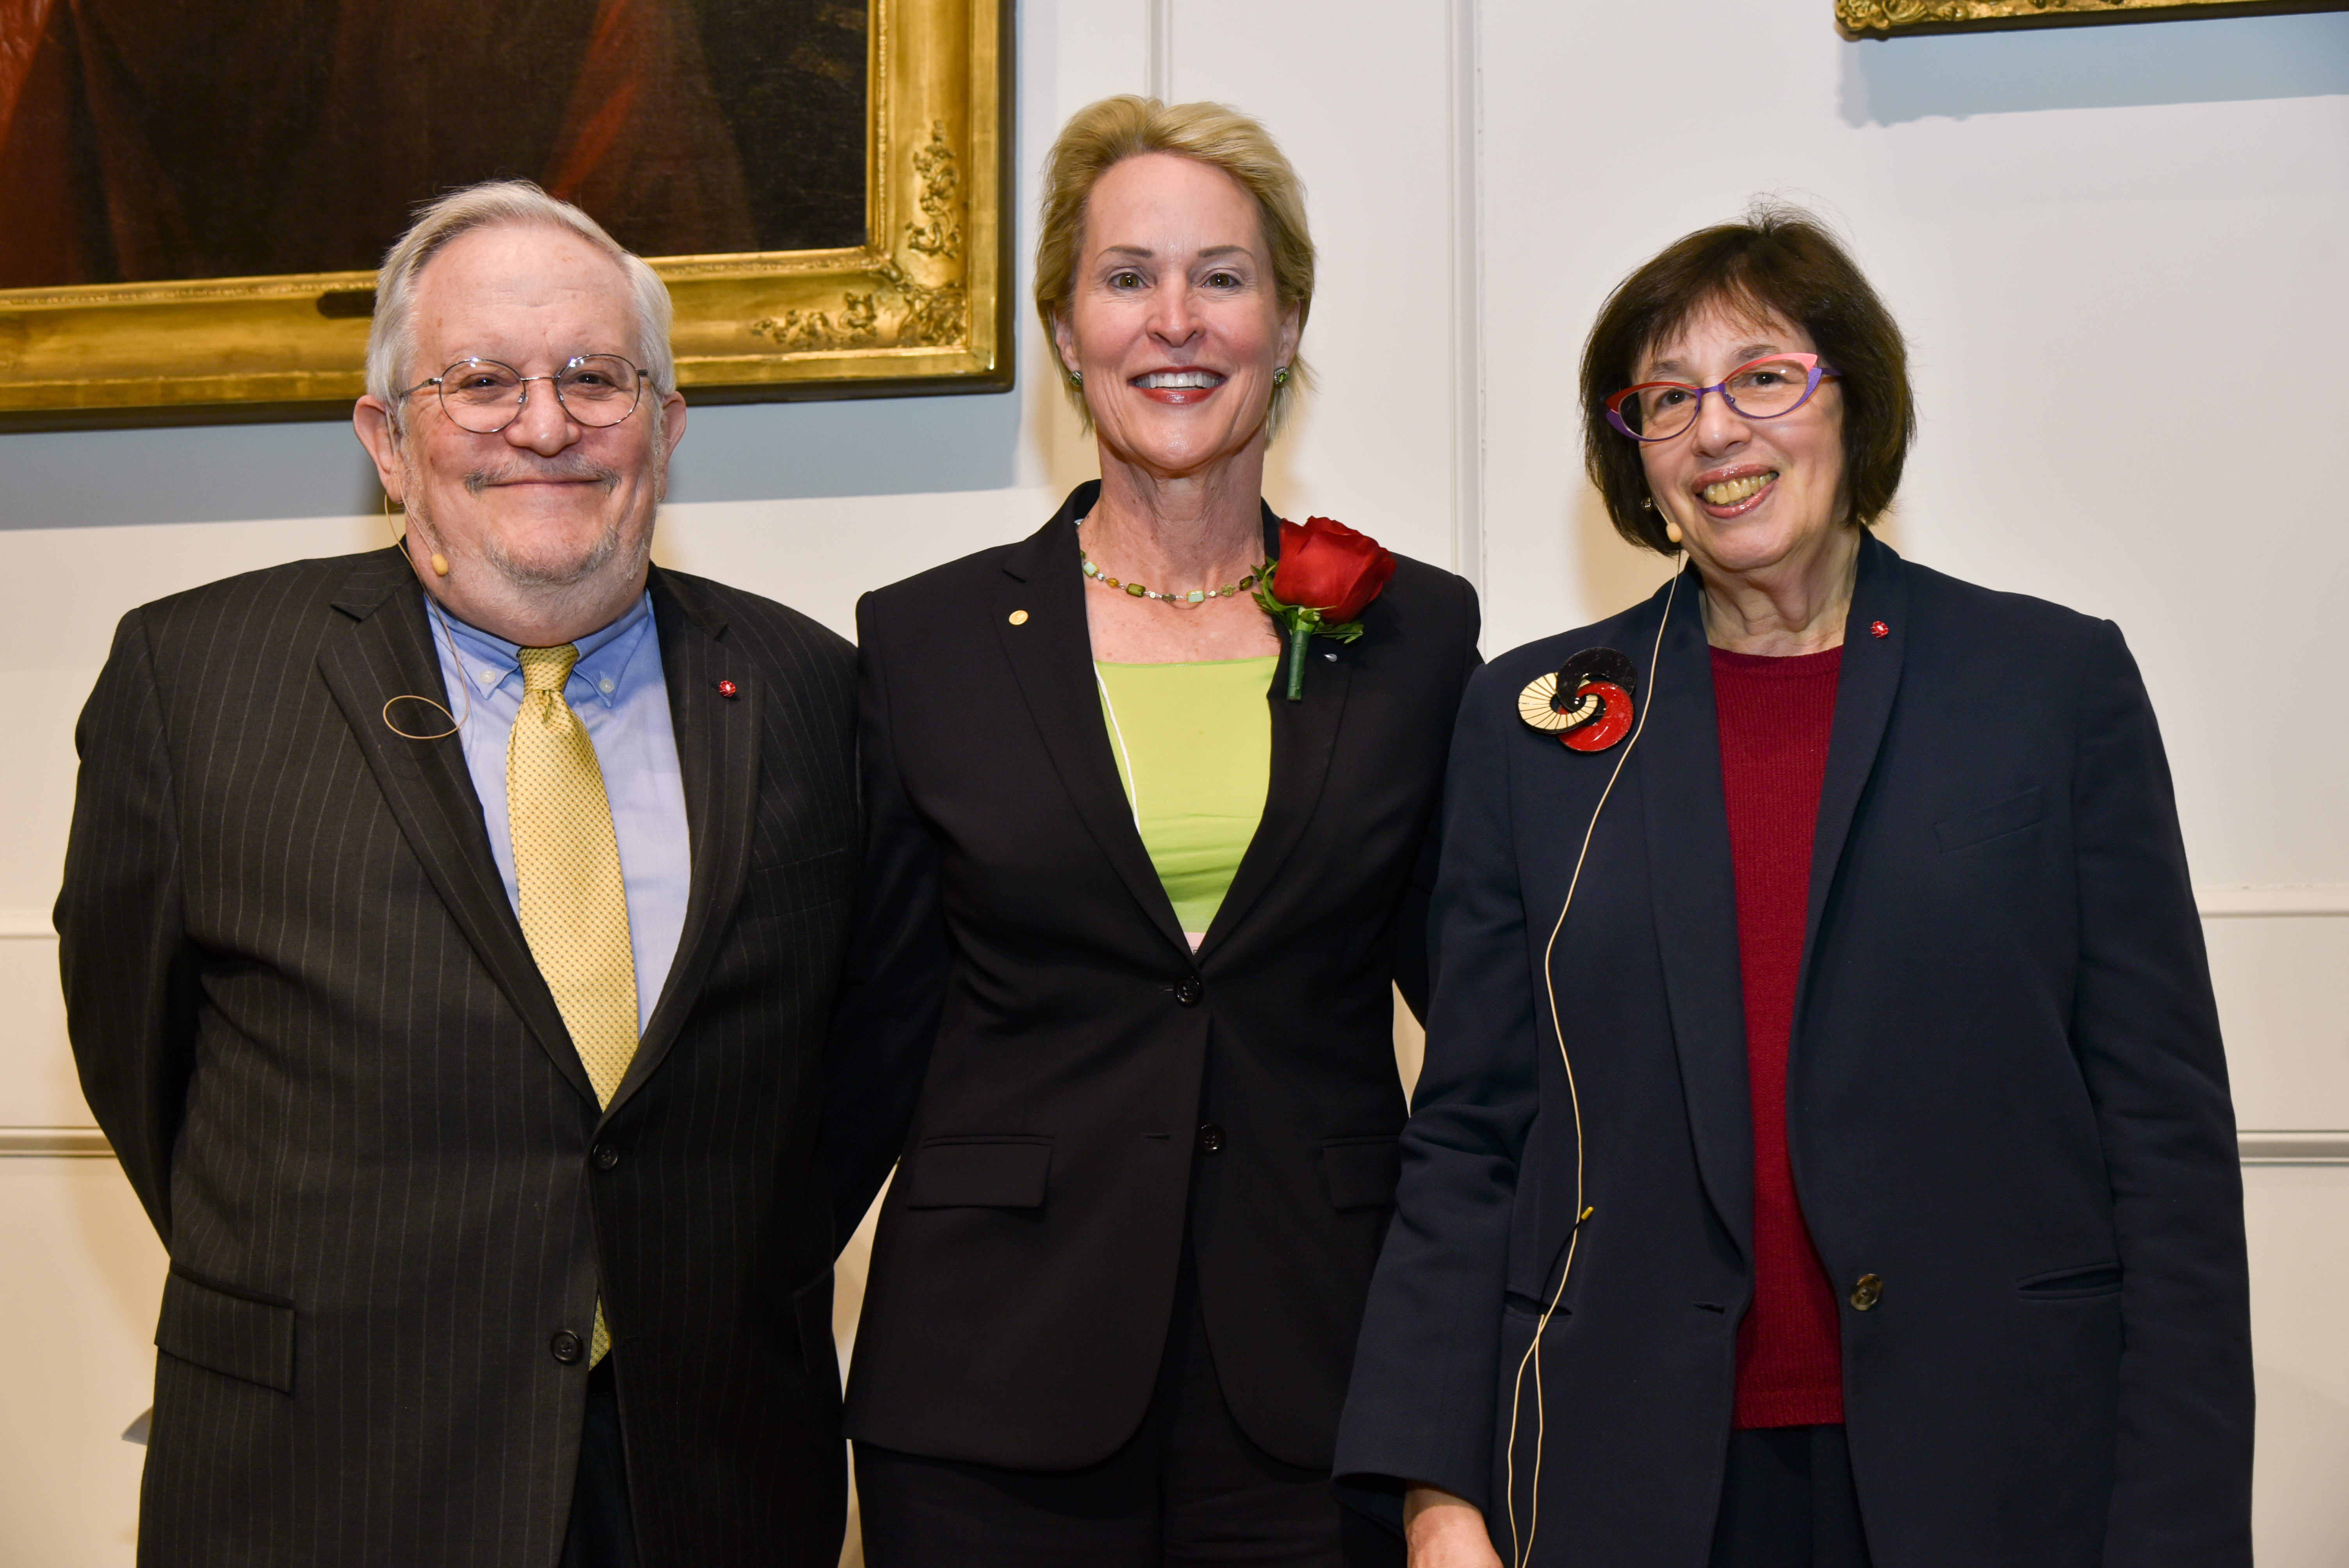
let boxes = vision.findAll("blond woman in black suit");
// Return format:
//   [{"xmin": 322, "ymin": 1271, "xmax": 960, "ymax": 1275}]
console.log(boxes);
[{"xmin": 823, "ymin": 98, "xmax": 1480, "ymax": 1565}]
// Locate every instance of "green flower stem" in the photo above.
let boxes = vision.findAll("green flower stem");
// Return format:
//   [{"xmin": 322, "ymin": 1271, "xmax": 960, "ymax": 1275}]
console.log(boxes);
[{"xmin": 1286, "ymin": 621, "xmax": 1311, "ymax": 700}]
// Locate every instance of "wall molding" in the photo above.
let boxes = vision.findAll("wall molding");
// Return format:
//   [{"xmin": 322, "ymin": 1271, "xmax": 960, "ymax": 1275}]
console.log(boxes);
[
  {"xmin": 0, "ymin": 1128, "xmax": 112, "ymax": 1156},
  {"xmin": 2237, "ymin": 1131, "xmax": 2349, "ymax": 1165},
  {"xmin": 7, "ymin": 887, "xmax": 2345, "ymax": 940},
  {"xmin": 1146, "ymin": 0, "xmax": 1173, "ymax": 100},
  {"xmin": 1446, "ymin": 0, "xmax": 1486, "ymax": 595},
  {"xmin": 2, "ymin": 886, "xmax": 2341, "ymax": 1156},
  {"xmin": 2194, "ymin": 886, "xmax": 2349, "ymax": 918},
  {"xmin": 2, "ymin": 1123, "xmax": 2339, "ymax": 1164}
]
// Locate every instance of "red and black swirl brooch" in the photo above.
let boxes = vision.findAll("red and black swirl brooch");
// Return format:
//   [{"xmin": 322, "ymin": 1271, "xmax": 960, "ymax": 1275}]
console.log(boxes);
[{"xmin": 1517, "ymin": 647, "xmax": 1638, "ymax": 752}]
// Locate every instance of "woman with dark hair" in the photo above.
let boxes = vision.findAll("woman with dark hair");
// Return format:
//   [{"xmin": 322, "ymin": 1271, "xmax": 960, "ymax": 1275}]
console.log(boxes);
[{"xmin": 1331, "ymin": 210, "xmax": 2254, "ymax": 1568}]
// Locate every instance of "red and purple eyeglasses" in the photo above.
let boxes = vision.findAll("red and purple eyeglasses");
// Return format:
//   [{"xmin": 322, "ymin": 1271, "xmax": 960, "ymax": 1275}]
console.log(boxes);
[{"xmin": 1605, "ymin": 353, "xmax": 1838, "ymax": 443}]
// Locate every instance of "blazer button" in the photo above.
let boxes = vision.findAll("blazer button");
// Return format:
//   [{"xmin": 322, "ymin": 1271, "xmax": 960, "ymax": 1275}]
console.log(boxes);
[
  {"xmin": 1849, "ymin": 1274, "xmax": 1884, "ymax": 1311},
  {"xmin": 1175, "ymin": 978, "xmax": 1203, "ymax": 1006},
  {"xmin": 592, "ymin": 1143, "xmax": 621, "ymax": 1172},
  {"xmin": 1195, "ymin": 1123, "xmax": 1226, "ymax": 1154},
  {"xmin": 550, "ymin": 1330, "xmax": 585, "ymax": 1365}
]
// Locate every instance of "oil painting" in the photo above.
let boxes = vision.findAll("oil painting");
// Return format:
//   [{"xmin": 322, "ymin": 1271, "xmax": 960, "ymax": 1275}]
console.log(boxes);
[{"xmin": 0, "ymin": 0, "xmax": 1008, "ymax": 427}]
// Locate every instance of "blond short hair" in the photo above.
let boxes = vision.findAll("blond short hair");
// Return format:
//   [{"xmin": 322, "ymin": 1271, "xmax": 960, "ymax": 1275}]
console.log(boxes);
[
  {"xmin": 365, "ymin": 180, "xmax": 675, "ymax": 420},
  {"xmin": 1034, "ymin": 96, "xmax": 1315, "ymax": 434}
]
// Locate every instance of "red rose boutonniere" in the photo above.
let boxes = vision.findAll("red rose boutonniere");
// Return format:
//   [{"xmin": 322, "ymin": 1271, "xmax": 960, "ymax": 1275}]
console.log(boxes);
[{"xmin": 1253, "ymin": 516, "xmax": 1397, "ymax": 700}]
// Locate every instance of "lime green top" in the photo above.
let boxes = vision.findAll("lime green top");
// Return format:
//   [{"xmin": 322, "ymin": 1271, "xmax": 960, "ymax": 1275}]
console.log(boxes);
[{"xmin": 1094, "ymin": 656, "xmax": 1278, "ymax": 938}]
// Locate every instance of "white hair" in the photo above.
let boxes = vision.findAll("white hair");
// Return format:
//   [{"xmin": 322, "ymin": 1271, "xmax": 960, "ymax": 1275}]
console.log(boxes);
[{"xmin": 364, "ymin": 180, "xmax": 676, "ymax": 419}]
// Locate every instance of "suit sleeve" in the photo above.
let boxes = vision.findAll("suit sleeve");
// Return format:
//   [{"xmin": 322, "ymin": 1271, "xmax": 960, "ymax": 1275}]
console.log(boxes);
[
  {"xmin": 1335, "ymin": 660, "xmax": 1539, "ymax": 1511},
  {"xmin": 2069, "ymin": 620, "xmax": 2254, "ymax": 1565},
  {"xmin": 54, "ymin": 608, "xmax": 198, "ymax": 1246},
  {"xmin": 818, "ymin": 596, "xmax": 952, "ymax": 1249},
  {"xmin": 1392, "ymin": 574, "xmax": 1484, "ymax": 1025}
]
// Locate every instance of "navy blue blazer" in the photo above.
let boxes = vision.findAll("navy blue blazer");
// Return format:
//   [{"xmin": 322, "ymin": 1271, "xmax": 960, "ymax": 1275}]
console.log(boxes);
[{"xmin": 1333, "ymin": 535, "xmax": 2251, "ymax": 1567}]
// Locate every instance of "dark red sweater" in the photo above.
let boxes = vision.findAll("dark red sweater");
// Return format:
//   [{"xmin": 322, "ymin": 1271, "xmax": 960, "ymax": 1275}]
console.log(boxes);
[{"xmin": 1710, "ymin": 644, "xmax": 1845, "ymax": 1429}]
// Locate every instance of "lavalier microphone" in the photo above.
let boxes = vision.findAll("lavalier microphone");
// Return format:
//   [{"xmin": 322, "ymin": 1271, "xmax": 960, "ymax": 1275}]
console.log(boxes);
[{"xmin": 1502, "ymin": 555, "xmax": 1685, "ymax": 1568}]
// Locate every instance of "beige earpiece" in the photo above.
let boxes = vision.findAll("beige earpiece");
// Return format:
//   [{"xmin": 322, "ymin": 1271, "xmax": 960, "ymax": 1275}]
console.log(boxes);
[
  {"xmin": 383, "ymin": 490, "xmax": 447, "ymax": 576},
  {"xmin": 1644, "ymin": 494, "xmax": 1686, "ymax": 549}
]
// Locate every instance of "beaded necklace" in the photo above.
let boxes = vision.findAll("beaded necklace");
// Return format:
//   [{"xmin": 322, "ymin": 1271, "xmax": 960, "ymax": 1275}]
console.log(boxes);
[
  {"xmin": 1076, "ymin": 515, "xmax": 1267, "ymax": 606},
  {"xmin": 1080, "ymin": 551, "xmax": 1263, "ymax": 605}
]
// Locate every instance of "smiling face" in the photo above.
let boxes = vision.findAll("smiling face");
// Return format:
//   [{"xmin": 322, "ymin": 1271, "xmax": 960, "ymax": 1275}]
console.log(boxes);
[
  {"xmin": 358, "ymin": 221, "xmax": 686, "ymax": 600},
  {"xmin": 1053, "ymin": 151, "xmax": 1300, "ymax": 479},
  {"xmin": 1636, "ymin": 301, "xmax": 1849, "ymax": 583}
]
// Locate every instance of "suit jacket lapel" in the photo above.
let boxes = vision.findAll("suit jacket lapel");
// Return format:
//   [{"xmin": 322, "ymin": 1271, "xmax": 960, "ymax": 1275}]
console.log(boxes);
[
  {"xmin": 315, "ymin": 549, "xmax": 596, "ymax": 1104},
  {"xmin": 1198, "ymin": 501, "xmax": 1349, "ymax": 959},
  {"xmin": 607, "ymin": 570, "xmax": 762, "ymax": 1114},
  {"xmin": 1634, "ymin": 566, "xmax": 1755, "ymax": 1255},
  {"xmin": 997, "ymin": 484, "xmax": 1192, "ymax": 956},
  {"xmin": 1800, "ymin": 534, "xmax": 1909, "ymax": 999}
]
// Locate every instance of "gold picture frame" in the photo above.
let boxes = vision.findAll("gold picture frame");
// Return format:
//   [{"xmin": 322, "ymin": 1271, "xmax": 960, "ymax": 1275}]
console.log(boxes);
[
  {"xmin": 0, "ymin": 0, "xmax": 1010, "ymax": 430},
  {"xmin": 1840, "ymin": 0, "xmax": 2347, "ymax": 38}
]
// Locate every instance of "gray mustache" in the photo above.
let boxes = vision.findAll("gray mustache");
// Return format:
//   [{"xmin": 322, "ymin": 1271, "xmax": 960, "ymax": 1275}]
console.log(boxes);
[{"xmin": 462, "ymin": 461, "xmax": 619, "ymax": 493}]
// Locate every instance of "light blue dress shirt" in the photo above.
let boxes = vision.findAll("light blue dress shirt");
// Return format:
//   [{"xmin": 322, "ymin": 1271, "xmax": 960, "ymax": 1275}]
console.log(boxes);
[{"xmin": 426, "ymin": 590, "xmax": 692, "ymax": 1037}]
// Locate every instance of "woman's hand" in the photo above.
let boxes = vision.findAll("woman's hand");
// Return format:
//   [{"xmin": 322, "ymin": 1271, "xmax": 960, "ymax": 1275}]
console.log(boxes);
[{"xmin": 1404, "ymin": 1486, "xmax": 1504, "ymax": 1568}]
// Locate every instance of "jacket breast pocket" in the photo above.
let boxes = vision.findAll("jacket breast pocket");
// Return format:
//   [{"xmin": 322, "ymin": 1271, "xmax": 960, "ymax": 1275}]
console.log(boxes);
[
  {"xmin": 900, "ymin": 1136, "xmax": 1053, "ymax": 1209},
  {"xmin": 740, "ymin": 846, "xmax": 855, "ymax": 923},
  {"xmin": 1936, "ymin": 787, "xmax": 2044, "ymax": 853},
  {"xmin": 2017, "ymin": 1262, "xmax": 2123, "ymax": 1300},
  {"xmin": 1322, "ymin": 1135, "xmax": 1403, "ymax": 1211},
  {"xmin": 155, "ymin": 1266, "xmax": 296, "ymax": 1394}
]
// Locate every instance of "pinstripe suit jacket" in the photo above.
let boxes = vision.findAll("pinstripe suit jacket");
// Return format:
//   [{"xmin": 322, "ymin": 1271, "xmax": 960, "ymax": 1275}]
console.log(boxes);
[{"xmin": 56, "ymin": 548, "xmax": 859, "ymax": 1568}]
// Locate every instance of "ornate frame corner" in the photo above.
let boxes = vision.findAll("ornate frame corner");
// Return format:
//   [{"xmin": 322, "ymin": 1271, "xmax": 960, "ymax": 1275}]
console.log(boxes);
[{"xmin": 1838, "ymin": 0, "xmax": 2347, "ymax": 40}]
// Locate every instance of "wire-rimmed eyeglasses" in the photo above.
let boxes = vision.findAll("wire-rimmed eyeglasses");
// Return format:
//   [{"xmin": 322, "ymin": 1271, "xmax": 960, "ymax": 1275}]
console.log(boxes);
[
  {"xmin": 1605, "ymin": 353, "xmax": 1838, "ymax": 443},
  {"xmin": 400, "ymin": 354, "xmax": 650, "ymax": 435}
]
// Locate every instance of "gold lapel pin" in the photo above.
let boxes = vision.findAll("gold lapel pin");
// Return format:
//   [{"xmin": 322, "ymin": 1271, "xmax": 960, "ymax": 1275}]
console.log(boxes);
[{"xmin": 1008, "ymin": 609, "xmax": 1029, "ymax": 625}]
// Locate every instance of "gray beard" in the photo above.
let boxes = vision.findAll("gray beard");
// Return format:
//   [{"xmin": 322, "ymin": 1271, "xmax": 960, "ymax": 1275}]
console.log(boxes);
[
  {"xmin": 479, "ymin": 508, "xmax": 640, "ymax": 589},
  {"xmin": 403, "ymin": 420, "xmax": 665, "ymax": 593}
]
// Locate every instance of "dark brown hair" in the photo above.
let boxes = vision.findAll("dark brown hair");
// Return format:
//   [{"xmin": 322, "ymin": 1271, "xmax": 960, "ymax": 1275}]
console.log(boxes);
[{"xmin": 1579, "ymin": 206, "xmax": 1916, "ymax": 554}]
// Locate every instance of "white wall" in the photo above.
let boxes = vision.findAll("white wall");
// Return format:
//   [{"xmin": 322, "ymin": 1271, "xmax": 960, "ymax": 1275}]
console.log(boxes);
[{"xmin": 2, "ymin": 2, "xmax": 2343, "ymax": 1562}]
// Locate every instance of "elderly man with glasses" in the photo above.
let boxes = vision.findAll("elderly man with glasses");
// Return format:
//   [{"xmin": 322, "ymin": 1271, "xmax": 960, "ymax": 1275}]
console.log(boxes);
[{"xmin": 57, "ymin": 181, "xmax": 862, "ymax": 1568}]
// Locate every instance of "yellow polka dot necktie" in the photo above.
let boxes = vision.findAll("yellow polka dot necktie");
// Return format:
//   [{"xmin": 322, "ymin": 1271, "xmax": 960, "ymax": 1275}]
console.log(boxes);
[{"xmin": 509, "ymin": 643, "xmax": 638, "ymax": 1364}]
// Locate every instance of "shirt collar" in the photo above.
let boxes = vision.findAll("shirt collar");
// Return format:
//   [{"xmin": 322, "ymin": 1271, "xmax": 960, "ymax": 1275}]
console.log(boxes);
[{"xmin": 431, "ymin": 590, "xmax": 658, "ymax": 710}]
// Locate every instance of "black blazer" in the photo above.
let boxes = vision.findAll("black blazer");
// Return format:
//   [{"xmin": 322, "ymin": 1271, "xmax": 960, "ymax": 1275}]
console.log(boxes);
[
  {"xmin": 56, "ymin": 549, "xmax": 859, "ymax": 1568},
  {"xmin": 823, "ymin": 481, "xmax": 1481, "ymax": 1470},
  {"xmin": 1334, "ymin": 536, "xmax": 2253, "ymax": 1566}
]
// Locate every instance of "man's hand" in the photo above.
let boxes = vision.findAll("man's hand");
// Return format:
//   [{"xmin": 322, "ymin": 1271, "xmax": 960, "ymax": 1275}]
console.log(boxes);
[{"xmin": 1404, "ymin": 1486, "xmax": 1505, "ymax": 1568}]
